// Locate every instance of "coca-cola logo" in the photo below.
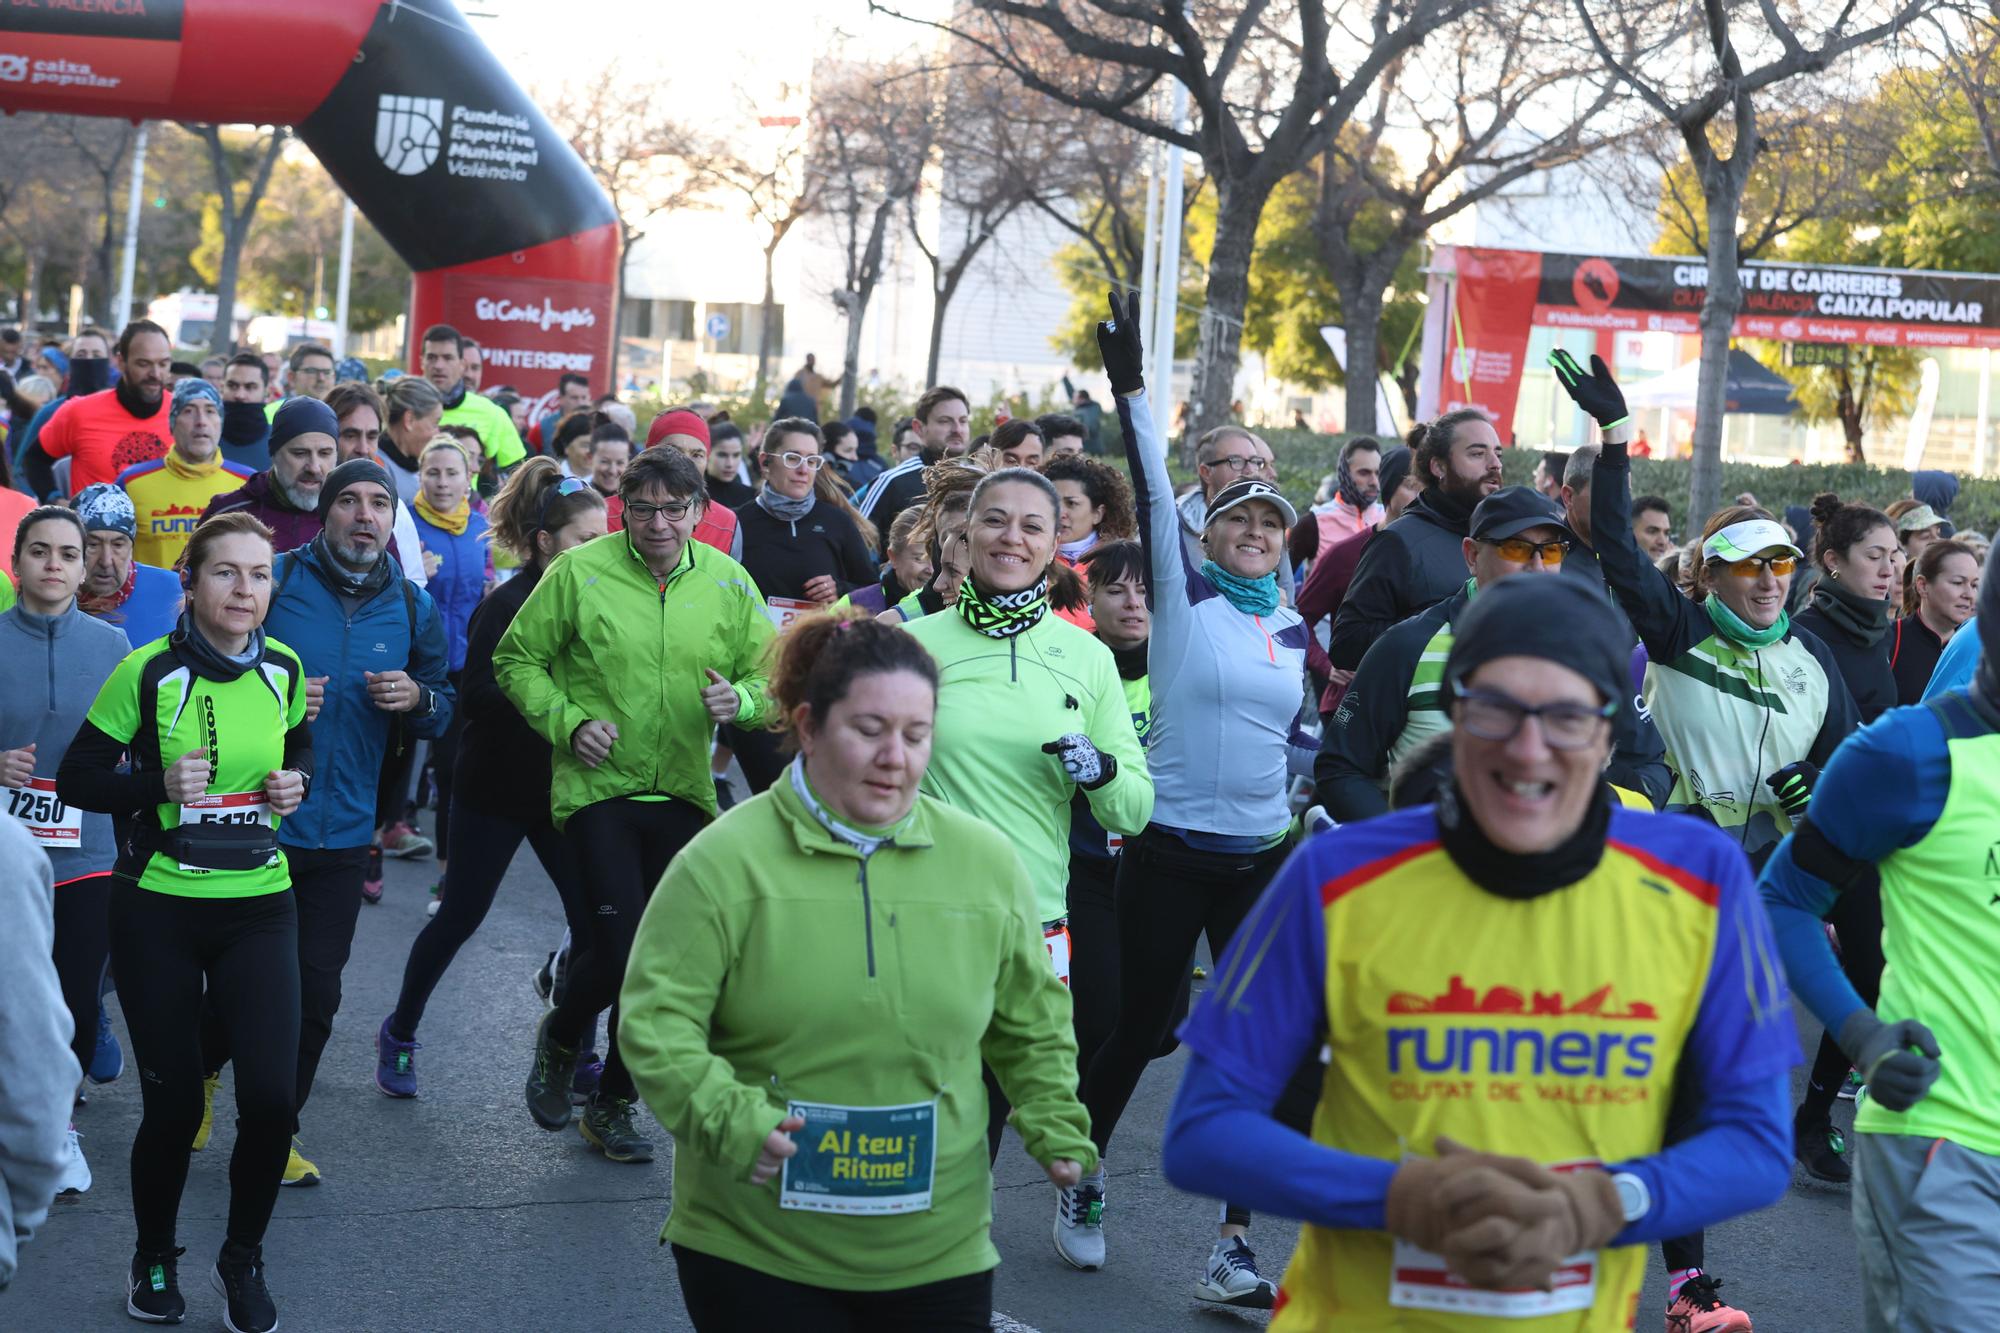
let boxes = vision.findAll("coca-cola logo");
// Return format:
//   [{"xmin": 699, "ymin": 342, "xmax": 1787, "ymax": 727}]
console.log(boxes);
[{"xmin": 473, "ymin": 296, "xmax": 597, "ymax": 333}]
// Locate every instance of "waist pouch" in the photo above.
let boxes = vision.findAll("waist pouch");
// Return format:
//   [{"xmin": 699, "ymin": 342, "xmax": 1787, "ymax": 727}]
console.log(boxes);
[{"xmin": 134, "ymin": 820, "xmax": 280, "ymax": 872}]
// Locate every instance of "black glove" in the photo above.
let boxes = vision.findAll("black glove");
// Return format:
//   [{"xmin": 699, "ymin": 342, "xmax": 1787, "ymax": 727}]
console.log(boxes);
[
  {"xmin": 1094, "ymin": 290, "xmax": 1146, "ymax": 398},
  {"xmin": 1765, "ymin": 761, "xmax": 1818, "ymax": 819},
  {"xmin": 1547, "ymin": 350, "xmax": 1629, "ymax": 430},
  {"xmin": 1838, "ymin": 1011, "xmax": 1942, "ymax": 1112}
]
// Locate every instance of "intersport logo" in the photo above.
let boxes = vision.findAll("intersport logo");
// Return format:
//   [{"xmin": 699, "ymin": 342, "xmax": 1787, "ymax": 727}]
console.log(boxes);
[{"xmin": 473, "ymin": 297, "xmax": 598, "ymax": 333}]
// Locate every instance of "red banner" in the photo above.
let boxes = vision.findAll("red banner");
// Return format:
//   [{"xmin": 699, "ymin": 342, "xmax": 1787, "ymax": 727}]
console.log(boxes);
[{"xmin": 1443, "ymin": 248, "xmax": 1543, "ymax": 442}]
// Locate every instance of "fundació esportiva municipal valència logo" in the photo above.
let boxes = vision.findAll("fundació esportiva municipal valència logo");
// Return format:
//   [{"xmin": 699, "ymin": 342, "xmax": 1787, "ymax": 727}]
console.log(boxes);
[{"xmin": 376, "ymin": 94, "xmax": 445, "ymax": 175}]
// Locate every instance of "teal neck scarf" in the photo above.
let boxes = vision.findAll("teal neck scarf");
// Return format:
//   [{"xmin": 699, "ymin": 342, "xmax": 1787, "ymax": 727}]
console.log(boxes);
[
  {"xmin": 1704, "ymin": 593, "xmax": 1788, "ymax": 650},
  {"xmin": 1200, "ymin": 559, "xmax": 1280, "ymax": 616}
]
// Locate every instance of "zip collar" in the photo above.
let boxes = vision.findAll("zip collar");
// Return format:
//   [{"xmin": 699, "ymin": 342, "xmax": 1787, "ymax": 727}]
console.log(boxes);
[{"xmin": 769, "ymin": 767, "xmax": 935, "ymax": 859}]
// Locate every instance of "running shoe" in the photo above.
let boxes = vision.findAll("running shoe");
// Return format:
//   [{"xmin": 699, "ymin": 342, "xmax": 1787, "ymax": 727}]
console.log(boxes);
[
  {"xmin": 88, "ymin": 1003, "xmax": 123, "ymax": 1083},
  {"xmin": 1054, "ymin": 1169, "xmax": 1106, "ymax": 1270},
  {"xmin": 570, "ymin": 1050, "xmax": 604, "ymax": 1104},
  {"xmin": 374, "ymin": 1017, "xmax": 420, "ymax": 1099},
  {"xmin": 1665, "ymin": 1271, "xmax": 1752, "ymax": 1333},
  {"xmin": 56, "ymin": 1124, "xmax": 91, "ymax": 1195},
  {"xmin": 127, "ymin": 1246, "xmax": 187, "ymax": 1324},
  {"xmin": 1196, "ymin": 1236, "xmax": 1276, "ymax": 1308},
  {"xmin": 212, "ymin": 1242, "xmax": 278, "ymax": 1333},
  {"xmin": 1838, "ymin": 1071, "xmax": 1862, "ymax": 1101},
  {"xmin": 191, "ymin": 1073, "xmax": 221, "ymax": 1152},
  {"xmin": 526, "ymin": 1012, "xmax": 580, "ymax": 1130},
  {"xmin": 381, "ymin": 821, "xmax": 434, "ymax": 859},
  {"xmin": 1795, "ymin": 1119, "xmax": 1851, "ymax": 1184},
  {"xmin": 578, "ymin": 1093, "xmax": 655, "ymax": 1163},
  {"xmin": 426, "ymin": 879, "xmax": 443, "ymax": 918},
  {"xmin": 280, "ymin": 1136, "xmax": 320, "ymax": 1187},
  {"xmin": 531, "ymin": 953, "xmax": 557, "ymax": 1007},
  {"xmin": 1303, "ymin": 804, "xmax": 1335, "ymax": 837},
  {"xmin": 362, "ymin": 844, "xmax": 384, "ymax": 906}
]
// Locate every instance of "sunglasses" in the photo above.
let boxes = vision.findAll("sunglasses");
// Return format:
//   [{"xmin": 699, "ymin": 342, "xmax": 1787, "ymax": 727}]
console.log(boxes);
[
  {"xmin": 1721, "ymin": 554, "xmax": 1796, "ymax": 578},
  {"xmin": 534, "ymin": 476, "xmax": 592, "ymax": 532},
  {"xmin": 1482, "ymin": 536, "xmax": 1571, "ymax": 566}
]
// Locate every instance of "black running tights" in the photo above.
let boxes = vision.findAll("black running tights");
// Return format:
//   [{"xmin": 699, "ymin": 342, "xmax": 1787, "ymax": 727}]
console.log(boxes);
[{"xmin": 53, "ymin": 872, "xmax": 113, "ymax": 1072}]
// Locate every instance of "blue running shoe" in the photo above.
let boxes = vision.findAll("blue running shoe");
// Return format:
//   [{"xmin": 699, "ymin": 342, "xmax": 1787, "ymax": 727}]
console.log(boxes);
[
  {"xmin": 571, "ymin": 1050, "xmax": 604, "ymax": 1103},
  {"xmin": 374, "ymin": 1017, "xmax": 420, "ymax": 1099},
  {"xmin": 88, "ymin": 1004, "xmax": 123, "ymax": 1084}
]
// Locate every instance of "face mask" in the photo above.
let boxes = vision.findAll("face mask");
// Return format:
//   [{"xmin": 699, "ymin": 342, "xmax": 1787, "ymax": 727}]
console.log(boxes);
[
  {"xmin": 68, "ymin": 359, "xmax": 111, "ymax": 395},
  {"xmin": 222, "ymin": 400, "xmax": 270, "ymax": 444}
]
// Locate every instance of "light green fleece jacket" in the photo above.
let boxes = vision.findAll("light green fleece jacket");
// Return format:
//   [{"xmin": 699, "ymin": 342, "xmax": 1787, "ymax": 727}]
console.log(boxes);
[
  {"xmin": 618, "ymin": 773, "xmax": 1096, "ymax": 1291},
  {"xmin": 902, "ymin": 603, "xmax": 1152, "ymax": 921}
]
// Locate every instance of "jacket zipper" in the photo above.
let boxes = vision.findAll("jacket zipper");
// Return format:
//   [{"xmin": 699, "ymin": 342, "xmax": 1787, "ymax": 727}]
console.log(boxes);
[
  {"xmin": 857, "ymin": 856, "xmax": 876, "ymax": 977},
  {"xmin": 1009, "ymin": 636, "xmax": 1018, "ymax": 683},
  {"xmin": 1252, "ymin": 614, "xmax": 1275, "ymax": 663}
]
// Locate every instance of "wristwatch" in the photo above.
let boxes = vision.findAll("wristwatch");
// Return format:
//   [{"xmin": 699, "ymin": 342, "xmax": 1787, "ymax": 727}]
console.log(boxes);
[{"xmin": 1611, "ymin": 1171, "xmax": 1650, "ymax": 1224}]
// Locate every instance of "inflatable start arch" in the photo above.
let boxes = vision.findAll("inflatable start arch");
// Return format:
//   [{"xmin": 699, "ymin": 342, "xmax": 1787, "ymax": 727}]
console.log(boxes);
[{"xmin": 0, "ymin": 0, "xmax": 618, "ymax": 397}]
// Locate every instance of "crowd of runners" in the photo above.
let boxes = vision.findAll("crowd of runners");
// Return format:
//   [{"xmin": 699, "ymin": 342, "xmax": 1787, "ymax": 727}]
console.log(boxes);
[{"xmin": 0, "ymin": 297, "xmax": 1993, "ymax": 1333}]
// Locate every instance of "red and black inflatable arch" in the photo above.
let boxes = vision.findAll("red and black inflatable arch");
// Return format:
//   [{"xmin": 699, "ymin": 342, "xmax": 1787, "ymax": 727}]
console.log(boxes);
[{"xmin": 0, "ymin": 0, "xmax": 618, "ymax": 397}]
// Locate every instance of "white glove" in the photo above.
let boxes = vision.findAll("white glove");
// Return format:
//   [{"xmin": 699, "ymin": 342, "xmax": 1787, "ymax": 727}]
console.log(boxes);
[{"xmin": 1042, "ymin": 733, "xmax": 1115, "ymax": 790}]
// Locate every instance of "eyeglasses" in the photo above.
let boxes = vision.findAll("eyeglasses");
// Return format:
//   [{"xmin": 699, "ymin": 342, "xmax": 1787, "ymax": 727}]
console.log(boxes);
[
  {"xmin": 625, "ymin": 498, "xmax": 694, "ymax": 523},
  {"xmin": 1722, "ymin": 554, "xmax": 1796, "ymax": 578},
  {"xmin": 1450, "ymin": 681, "xmax": 1615, "ymax": 750},
  {"xmin": 534, "ymin": 476, "xmax": 592, "ymax": 532},
  {"xmin": 762, "ymin": 450, "xmax": 825, "ymax": 472},
  {"xmin": 1204, "ymin": 454, "xmax": 1271, "ymax": 474},
  {"xmin": 1482, "ymin": 536, "xmax": 1571, "ymax": 567}
]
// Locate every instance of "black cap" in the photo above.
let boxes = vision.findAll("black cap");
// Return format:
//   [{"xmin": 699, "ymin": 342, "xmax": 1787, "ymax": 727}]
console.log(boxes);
[
  {"xmin": 1469, "ymin": 485, "xmax": 1571, "ymax": 543},
  {"xmin": 317, "ymin": 457, "xmax": 395, "ymax": 522},
  {"xmin": 1377, "ymin": 445, "xmax": 1413, "ymax": 505},
  {"xmin": 1444, "ymin": 576, "xmax": 1630, "ymax": 709}
]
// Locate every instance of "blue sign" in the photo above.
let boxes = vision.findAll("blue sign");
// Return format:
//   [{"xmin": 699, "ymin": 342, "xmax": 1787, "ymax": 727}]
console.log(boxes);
[{"xmin": 705, "ymin": 312, "xmax": 731, "ymax": 341}]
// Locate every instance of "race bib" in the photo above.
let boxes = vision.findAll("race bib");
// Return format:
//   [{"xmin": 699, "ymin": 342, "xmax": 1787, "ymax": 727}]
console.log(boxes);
[
  {"xmin": 779, "ymin": 1099, "xmax": 936, "ymax": 1215},
  {"xmin": 177, "ymin": 791, "xmax": 274, "ymax": 872},
  {"xmin": 1043, "ymin": 921, "xmax": 1072, "ymax": 987},
  {"xmin": 1388, "ymin": 1156, "xmax": 1599, "ymax": 1317},
  {"xmin": 764, "ymin": 595, "xmax": 821, "ymax": 632},
  {"xmin": 5, "ymin": 777, "xmax": 82, "ymax": 849}
]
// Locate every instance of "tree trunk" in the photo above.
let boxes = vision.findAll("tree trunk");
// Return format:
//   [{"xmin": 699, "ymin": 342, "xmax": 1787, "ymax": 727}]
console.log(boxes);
[
  {"xmin": 754, "ymin": 240, "xmax": 779, "ymax": 411},
  {"xmin": 837, "ymin": 200, "xmax": 894, "ymax": 420},
  {"xmin": 211, "ymin": 220, "xmax": 245, "ymax": 359},
  {"xmin": 96, "ymin": 202, "xmax": 116, "ymax": 326},
  {"xmin": 925, "ymin": 282, "xmax": 947, "ymax": 389},
  {"xmin": 1329, "ymin": 255, "xmax": 1393, "ymax": 437},
  {"xmin": 1688, "ymin": 184, "xmax": 1744, "ymax": 524},
  {"xmin": 200, "ymin": 127, "xmax": 286, "ymax": 359},
  {"xmin": 1188, "ymin": 176, "xmax": 1273, "ymax": 436},
  {"xmin": 21, "ymin": 251, "xmax": 40, "ymax": 330}
]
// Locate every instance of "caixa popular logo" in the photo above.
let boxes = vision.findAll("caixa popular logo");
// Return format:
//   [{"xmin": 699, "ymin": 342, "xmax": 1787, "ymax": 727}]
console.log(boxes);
[
  {"xmin": 0, "ymin": 54, "xmax": 27, "ymax": 83},
  {"xmin": 376, "ymin": 94, "xmax": 446, "ymax": 175}
]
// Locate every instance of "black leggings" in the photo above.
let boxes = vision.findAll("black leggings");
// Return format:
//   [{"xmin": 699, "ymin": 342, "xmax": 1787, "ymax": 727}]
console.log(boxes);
[
  {"xmin": 111, "ymin": 881, "xmax": 298, "ymax": 1254},
  {"xmin": 721, "ymin": 723, "xmax": 786, "ymax": 795},
  {"xmin": 429, "ymin": 669, "xmax": 465, "ymax": 860},
  {"xmin": 1799, "ymin": 879, "xmax": 1885, "ymax": 1125},
  {"xmin": 549, "ymin": 796, "xmax": 707, "ymax": 1102},
  {"xmin": 673, "ymin": 1244, "xmax": 993, "ymax": 1332},
  {"xmin": 53, "ymin": 872, "xmax": 114, "ymax": 1073},
  {"xmin": 389, "ymin": 800, "xmax": 588, "ymax": 1040},
  {"xmin": 1066, "ymin": 852, "xmax": 1192, "ymax": 1090},
  {"xmin": 1081, "ymin": 826, "xmax": 1295, "ymax": 1157}
]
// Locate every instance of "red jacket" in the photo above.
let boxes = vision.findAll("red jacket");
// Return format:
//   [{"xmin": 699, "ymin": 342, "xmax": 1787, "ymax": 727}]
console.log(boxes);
[{"xmin": 1296, "ymin": 522, "xmax": 1377, "ymax": 715}]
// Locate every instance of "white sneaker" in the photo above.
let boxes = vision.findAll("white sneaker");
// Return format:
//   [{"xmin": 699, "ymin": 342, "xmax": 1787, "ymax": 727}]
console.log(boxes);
[
  {"xmin": 1196, "ymin": 1236, "xmax": 1275, "ymax": 1308},
  {"xmin": 1054, "ymin": 1169, "xmax": 1106, "ymax": 1270},
  {"xmin": 56, "ymin": 1124, "xmax": 92, "ymax": 1195}
]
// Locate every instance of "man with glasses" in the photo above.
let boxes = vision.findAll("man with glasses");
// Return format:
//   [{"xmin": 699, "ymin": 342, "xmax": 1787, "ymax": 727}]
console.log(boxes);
[
  {"xmin": 497, "ymin": 447, "xmax": 774, "ymax": 1164},
  {"xmin": 1178, "ymin": 425, "xmax": 1298, "ymax": 600},
  {"xmin": 1161, "ymin": 573, "xmax": 1798, "ymax": 1332},
  {"xmin": 1317, "ymin": 487, "xmax": 1668, "ymax": 822}
]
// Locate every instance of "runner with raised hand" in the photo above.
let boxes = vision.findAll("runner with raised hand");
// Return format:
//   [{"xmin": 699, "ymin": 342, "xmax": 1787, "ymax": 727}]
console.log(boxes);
[
  {"xmin": 620, "ymin": 611, "xmax": 1094, "ymax": 1330},
  {"xmin": 1161, "ymin": 574, "xmax": 1798, "ymax": 1332},
  {"xmin": 57, "ymin": 513, "xmax": 312, "ymax": 1333},
  {"xmin": 497, "ymin": 446, "xmax": 774, "ymax": 1164},
  {"xmin": 1068, "ymin": 290, "xmax": 1310, "ymax": 1305},
  {"xmin": 1759, "ymin": 545, "xmax": 2000, "ymax": 1330}
]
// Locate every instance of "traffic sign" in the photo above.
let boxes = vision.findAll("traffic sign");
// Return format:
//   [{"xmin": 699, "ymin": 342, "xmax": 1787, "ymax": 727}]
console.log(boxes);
[{"xmin": 705, "ymin": 312, "xmax": 731, "ymax": 341}]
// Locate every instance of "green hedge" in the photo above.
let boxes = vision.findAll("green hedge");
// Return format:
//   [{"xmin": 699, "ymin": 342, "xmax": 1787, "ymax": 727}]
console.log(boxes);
[{"xmin": 1245, "ymin": 429, "xmax": 1998, "ymax": 538}]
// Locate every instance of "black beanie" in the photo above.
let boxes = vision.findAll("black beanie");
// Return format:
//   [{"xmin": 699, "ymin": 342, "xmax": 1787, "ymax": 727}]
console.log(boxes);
[
  {"xmin": 1444, "ymin": 575, "xmax": 1630, "ymax": 710},
  {"xmin": 1377, "ymin": 445, "xmax": 1413, "ymax": 508},
  {"xmin": 317, "ymin": 457, "xmax": 395, "ymax": 522}
]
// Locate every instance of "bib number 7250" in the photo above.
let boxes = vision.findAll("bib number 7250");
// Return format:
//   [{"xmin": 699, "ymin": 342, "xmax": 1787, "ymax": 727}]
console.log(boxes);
[{"xmin": 5, "ymin": 777, "xmax": 82, "ymax": 848}]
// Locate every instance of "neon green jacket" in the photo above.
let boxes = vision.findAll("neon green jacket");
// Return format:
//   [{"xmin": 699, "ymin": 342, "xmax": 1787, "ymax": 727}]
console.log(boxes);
[
  {"xmin": 439, "ymin": 388, "xmax": 525, "ymax": 468},
  {"xmin": 618, "ymin": 771, "xmax": 1096, "ymax": 1291},
  {"xmin": 494, "ymin": 532, "xmax": 774, "ymax": 827},
  {"xmin": 902, "ymin": 605, "xmax": 1152, "ymax": 921}
]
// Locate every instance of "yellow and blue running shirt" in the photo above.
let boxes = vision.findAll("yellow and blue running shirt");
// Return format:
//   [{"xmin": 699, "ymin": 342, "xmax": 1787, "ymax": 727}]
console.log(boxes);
[{"xmin": 1171, "ymin": 806, "xmax": 1798, "ymax": 1330}]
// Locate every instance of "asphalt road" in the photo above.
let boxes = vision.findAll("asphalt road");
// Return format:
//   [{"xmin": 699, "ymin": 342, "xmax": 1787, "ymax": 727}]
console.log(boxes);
[{"xmin": 11, "ymin": 847, "xmax": 1862, "ymax": 1332}]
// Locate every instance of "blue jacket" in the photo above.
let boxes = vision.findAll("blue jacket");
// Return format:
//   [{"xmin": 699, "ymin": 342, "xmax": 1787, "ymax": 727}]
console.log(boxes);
[
  {"xmin": 266, "ymin": 543, "xmax": 455, "ymax": 850},
  {"xmin": 412, "ymin": 509, "xmax": 490, "ymax": 672},
  {"xmin": 87, "ymin": 562, "xmax": 183, "ymax": 649}
]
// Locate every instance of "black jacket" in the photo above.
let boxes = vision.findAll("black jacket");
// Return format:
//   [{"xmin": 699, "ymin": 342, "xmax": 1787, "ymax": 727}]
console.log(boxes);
[
  {"xmin": 733, "ymin": 496, "xmax": 879, "ymax": 602},
  {"xmin": 454, "ymin": 568, "xmax": 551, "ymax": 822},
  {"xmin": 1329, "ymin": 487, "xmax": 1474, "ymax": 670},
  {"xmin": 1793, "ymin": 584, "xmax": 1898, "ymax": 725}
]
